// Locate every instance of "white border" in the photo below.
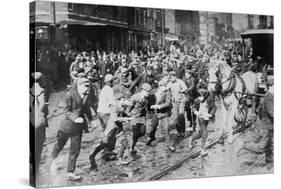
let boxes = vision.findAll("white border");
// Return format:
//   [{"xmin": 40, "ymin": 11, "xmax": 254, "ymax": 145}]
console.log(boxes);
[{"xmin": 0, "ymin": 0, "xmax": 279, "ymax": 188}]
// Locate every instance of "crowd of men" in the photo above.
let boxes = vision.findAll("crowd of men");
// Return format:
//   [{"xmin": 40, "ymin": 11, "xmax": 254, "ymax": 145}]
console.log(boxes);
[{"xmin": 30, "ymin": 41, "xmax": 273, "ymax": 182}]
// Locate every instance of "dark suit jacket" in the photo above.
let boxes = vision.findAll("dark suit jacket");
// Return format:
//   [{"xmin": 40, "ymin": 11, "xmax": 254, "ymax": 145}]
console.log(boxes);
[
  {"xmin": 59, "ymin": 88, "xmax": 92, "ymax": 135},
  {"xmin": 183, "ymin": 76, "xmax": 197, "ymax": 101},
  {"xmin": 154, "ymin": 89, "xmax": 172, "ymax": 118}
]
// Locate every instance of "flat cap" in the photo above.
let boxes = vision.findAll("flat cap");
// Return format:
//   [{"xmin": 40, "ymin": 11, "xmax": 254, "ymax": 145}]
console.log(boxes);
[
  {"xmin": 141, "ymin": 83, "xmax": 152, "ymax": 92},
  {"xmin": 169, "ymin": 71, "xmax": 177, "ymax": 76}
]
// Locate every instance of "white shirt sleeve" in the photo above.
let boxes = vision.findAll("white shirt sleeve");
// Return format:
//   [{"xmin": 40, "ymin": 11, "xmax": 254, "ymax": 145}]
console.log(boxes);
[
  {"xmin": 107, "ymin": 87, "xmax": 116, "ymax": 106},
  {"xmin": 179, "ymin": 79, "xmax": 188, "ymax": 91}
]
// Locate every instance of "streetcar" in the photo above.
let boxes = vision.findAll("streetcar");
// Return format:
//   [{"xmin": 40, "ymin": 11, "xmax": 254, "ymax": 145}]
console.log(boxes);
[{"xmin": 241, "ymin": 29, "xmax": 274, "ymax": 94}]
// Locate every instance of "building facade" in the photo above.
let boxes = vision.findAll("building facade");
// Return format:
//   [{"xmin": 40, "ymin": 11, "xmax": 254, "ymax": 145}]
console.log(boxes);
[
  {"xmin": 30, "ymin": 1, "xmax": 163, "ymax": 52},
  {"xmin": 199, "ymin": 12, "xmax": 236, "ymax": 45}
]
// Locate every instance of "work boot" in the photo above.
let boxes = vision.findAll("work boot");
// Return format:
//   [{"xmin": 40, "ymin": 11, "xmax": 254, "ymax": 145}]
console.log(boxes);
[
  {"xmin": 146, "ymin": 137, "xmax": 156, "ymax": 146},
  {"xmin": 89, "ymin": 155, "xmax": 98, "ymax": 171},
  {"xmin": 66, "ymin": 172, "xmax": 82, "ymax": 181}
]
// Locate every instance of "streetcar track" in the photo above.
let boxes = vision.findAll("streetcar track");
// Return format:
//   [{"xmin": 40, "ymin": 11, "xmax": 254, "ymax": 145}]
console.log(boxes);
[
  {"xmin": 148, "ymin": 123, "xmax": 253, "ymax": 181},
  {"xmin": 244, "ymin": 153, "xmax": 265, "ymax": 174},
  {"xmin": 43, "ymin": 114, "xmax": 258, "ymax": 179}
]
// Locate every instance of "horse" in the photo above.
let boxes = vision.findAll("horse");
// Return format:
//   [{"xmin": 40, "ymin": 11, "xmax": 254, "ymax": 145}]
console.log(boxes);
[{"xmin": 207, "ymin": 59, "xmax": 258, "ymax": 143}]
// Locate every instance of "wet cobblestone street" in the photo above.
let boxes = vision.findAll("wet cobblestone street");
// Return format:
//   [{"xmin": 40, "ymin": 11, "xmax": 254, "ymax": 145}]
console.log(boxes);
[{"xmin": 38, "ymin": 90, "xmax": 273, "ymax": 188}]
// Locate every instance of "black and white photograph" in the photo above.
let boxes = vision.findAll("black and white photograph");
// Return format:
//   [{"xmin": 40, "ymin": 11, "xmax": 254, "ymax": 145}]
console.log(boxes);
[{"xmin": 29, "ymin": 0, "xmax": 274, "ymax": 188}]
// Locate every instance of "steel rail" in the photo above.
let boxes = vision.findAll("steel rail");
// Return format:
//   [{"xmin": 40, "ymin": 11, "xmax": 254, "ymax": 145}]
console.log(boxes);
[
  {"xmin": 148, "ymin": 123, "xmax": 252, "ymax": 181},
  {"xmin": 244, "ymin": 153, "xmax": 265, "ymax": 174}
]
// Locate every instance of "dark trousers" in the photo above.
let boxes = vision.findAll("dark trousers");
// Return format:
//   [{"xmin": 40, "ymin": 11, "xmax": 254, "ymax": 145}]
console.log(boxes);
[
  {"xmin": 52, "ymin": 131, "xmax": 82, "ymax": 172},
  {"xmin": 35, "ymin": 126, "xmax": 46, "ymax": 174},
  {"xmin": 90, "ymin": 127, "xmax": 119, "ymax": 160},
  {"xmin": 176, "ymin": 114, "xmax": 186, "ymax": 134},
  {"xmin": 30, "ymin": 123, "xmax": 46, "ymax": 186},
  {"xmin": 171, "ymin": 101, "xmax": 186, "ymax": 134},
  {"xmin": 192, "ymin": 118, "xmax": 208, "ymax": 148},
  {"xmin": 30, "ymin": 121, "xmax": 46, "ymax": 186},
  {"xmin": 185, "ymin": 100, "xmax": 197, "ymax": 128},
  {"xmin": 149, "ymin": 115, "xmax": 172, "ymax": 145},
  {"xmin": 149, "ymin": 115, "xmax": 159, "ymax": 140},
  {"xmin": 131, "ymin": 123, "xmax": 146, "ymax": 150},
  {"xmin": 117, "ymin": 122, "xmax": 146, "ymax": 156}
]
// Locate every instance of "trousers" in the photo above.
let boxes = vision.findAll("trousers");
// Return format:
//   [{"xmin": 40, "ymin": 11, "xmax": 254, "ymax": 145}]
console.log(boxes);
[
  {"xmin": 51, "ymin": 131, "xmax": 82, "ymax": 172},
  {"xmin": 149, "ymin": 115, "xmax": 172, "ymax": 145},
  {"xmin": 171, "ymin": 100, "xmax": 186, "ymax": 134}
]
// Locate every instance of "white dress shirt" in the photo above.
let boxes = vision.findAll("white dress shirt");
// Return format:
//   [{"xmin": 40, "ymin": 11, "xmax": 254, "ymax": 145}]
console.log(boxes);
[{"xmin": 97, "ymin": 85, "xmax": 115, "ymax": 114}]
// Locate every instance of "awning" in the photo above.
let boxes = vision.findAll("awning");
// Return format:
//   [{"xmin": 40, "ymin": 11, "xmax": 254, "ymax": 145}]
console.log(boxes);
[
  {"xmin": 241, "ymin": 29, "xmax": 274, "ymax": 38},
  {"xmin": 57, "ymin": 20, "xmax": 107, "ymax": 26}
]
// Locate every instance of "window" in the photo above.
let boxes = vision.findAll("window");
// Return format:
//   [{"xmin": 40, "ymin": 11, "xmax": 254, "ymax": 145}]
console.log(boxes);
[{"xmin": 68, "ymin": 3, "xmax": 74, "ymax": 11}]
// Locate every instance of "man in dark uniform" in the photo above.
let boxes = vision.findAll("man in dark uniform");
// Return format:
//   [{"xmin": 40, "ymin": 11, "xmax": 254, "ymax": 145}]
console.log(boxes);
[
  {"xmin": 49, "ymin": 77, "xmax": 92, "ymax": 181},
  {"xmin": 125, "ymin": 83, "xmax": 152, "ymax": 154}
]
